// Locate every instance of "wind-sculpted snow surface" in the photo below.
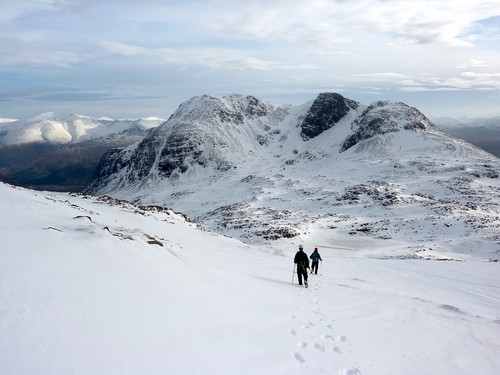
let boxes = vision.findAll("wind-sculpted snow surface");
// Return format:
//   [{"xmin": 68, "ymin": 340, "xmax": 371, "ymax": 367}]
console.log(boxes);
[
  {"xmin": 1, "ymin": 182, "xmax": 500, "ymax": 374},
  {"xmin": 86, "ymin": 93, "xmax": 500, "ymax": 258}
]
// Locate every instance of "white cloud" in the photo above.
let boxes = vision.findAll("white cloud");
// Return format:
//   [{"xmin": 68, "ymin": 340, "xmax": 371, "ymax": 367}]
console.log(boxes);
[
  {"xmin": 1, "ymin": 0, "xmax": 499, "ymax": 118},
  {"xmin": 351, "ymin": 73, "xmax": 412, "ymax": 82},
  {"xmin": 400, "ymin": 86, "xmax": 457, "ymax": 92},
  {"xmin": 0, "ymin": 37, "xmax": 86, "ymax": 67},
  {"xmin": 461, "ymin": 71, "xmax": 500, "ymax": 79},
  {"xmin": 0, "ymin": 0, "xmax": 74, "ymax": 23},
  {"xmin": 206, "ymin": 0, "xmax": 500, "ymax": 47},
  {"xmin": 398, "ymin": 70, "xmax": 500, "ymax": 92},
  {"xmin": 101, "ymin": 42, "xmax": 318, "ymax": 71},
  {"xmin": 456, "ymin": 59, "xmax": 489, "ymax": 69},
  {"xmin": 336, "ymin": 66, "xmax": 500, "ymax": 93},
  {"xmin": 101, "ymin": 42, "xmax": 145, "ymax": 57}
]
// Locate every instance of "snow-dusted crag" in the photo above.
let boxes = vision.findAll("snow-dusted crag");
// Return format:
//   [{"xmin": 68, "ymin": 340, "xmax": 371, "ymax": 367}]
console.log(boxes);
[
  {"xmin": 86, "ymin": 93, "xmax": 500, "ymax": 257},
  {"xmin": 90, "ymin": 94, "xmax": 290, "ymax": 185}
]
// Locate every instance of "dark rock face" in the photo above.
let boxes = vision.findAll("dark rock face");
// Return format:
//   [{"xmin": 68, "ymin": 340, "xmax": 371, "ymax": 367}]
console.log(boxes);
[
  {"xmin": 158, "ymin": 126, "xmax": 201, "ymax": 177},
  {"xmin": 90, "ymin": 148, "xmax": 127, "ymax": 182},
  {"xmin": 126, "ymin": 127, "xmax": 166, "ymax": 181},
  {"xmin": 244, "ymin": 95, "xmax": 270, "ymax": 117},
  {"xmin": 156, "ymin": 123, "xmax": 232, "ymax": 178},
  {"xmin": 300, "ymin": 93, "xmax": 359, "ymax": 140},
  {"xmin": 340, "ymin": 101, "xmax": 437, "ymax": 152},
  {"xmin": 87, "ymin": 125, "xmax": 170, "ymax": 191}
]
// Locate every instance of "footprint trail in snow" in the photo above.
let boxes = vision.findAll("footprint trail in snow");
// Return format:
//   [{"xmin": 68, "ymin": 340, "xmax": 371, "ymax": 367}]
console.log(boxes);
[{"xmin": 288, "ymin": 270, "xmax": 362, "ymax": 374}]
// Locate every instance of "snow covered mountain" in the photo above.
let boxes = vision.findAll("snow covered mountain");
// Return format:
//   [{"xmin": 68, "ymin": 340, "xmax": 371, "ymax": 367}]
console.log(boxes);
[
  {"xmin": 0, "ymin": 114, "xmax": 165, "ymax": 191},
  {"xmin": 0, "ymin": 113, "xmax": 164, "ymax": 146},
  {"xmin": 86, "ymin": 93, "xmax": 500, "ymax": 258}
]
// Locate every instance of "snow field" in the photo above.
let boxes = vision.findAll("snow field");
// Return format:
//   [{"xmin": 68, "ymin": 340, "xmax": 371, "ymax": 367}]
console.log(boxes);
[{"xmin": 1, "ymin": 183, "xmax": 500, "ymax": 374}]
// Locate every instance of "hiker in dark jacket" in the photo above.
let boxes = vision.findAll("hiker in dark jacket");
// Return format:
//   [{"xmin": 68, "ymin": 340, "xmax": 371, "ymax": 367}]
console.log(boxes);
[
  {"xmin": 294, "ymin": 244, "xmax": 309, "ymax": 286},
  {"xmin": 309, "ymin": 247, "xmax": 323, "ymax": 275}
]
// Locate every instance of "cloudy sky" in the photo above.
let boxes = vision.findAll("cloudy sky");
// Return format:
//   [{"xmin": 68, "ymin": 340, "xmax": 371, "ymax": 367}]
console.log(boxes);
[{"xmin": 1, "ymin": 0, "xmax": 500, "ymax": 119}]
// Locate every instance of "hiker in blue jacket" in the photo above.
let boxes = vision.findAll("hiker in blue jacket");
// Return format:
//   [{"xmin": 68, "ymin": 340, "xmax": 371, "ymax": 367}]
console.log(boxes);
[{"xmin": 310, "ymin": 247, "xmax": 323, "ymax": 275}]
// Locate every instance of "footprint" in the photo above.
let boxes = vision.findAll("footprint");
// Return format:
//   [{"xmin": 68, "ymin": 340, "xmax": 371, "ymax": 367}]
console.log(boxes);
[
  {"xmin": 298, "ymin": 342, "xmax": 308, "ymax": 348},
  {"xmin": 289, "ymin": 330, "xmax": 297, "ymax": 336},
  {"xmin": 333, "ymin": 346, "xmax": 342, "ymax": 354},
  {"xmin": 340, "ymin": 368, "xmax": 361, "ymax": 375},
  {"xmin": 321, "ymin": 334, "xmax": 334, "ymax": 341},
  {"xmin": 314, "ymin": 343, "xmax": 325, "ymax": 352},
  {"xmin": 339, "ymin": 335, "xmax": 347, "ymax": 342},
  {"xmin": 294, "ymin": 352, "xmax": 305, "ymax": 363}
]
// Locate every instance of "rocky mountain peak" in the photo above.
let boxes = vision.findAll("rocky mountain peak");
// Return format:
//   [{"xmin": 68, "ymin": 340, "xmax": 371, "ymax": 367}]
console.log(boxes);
[
  {"xmin": 169, "ymin": 94, "xmax": 280, "ymax": 126},
  {"xmin": 340, "ymin": 100, "xmax": 438, "ymax": 152},
  {"xmin": 88, "ymin": 94, "xmax": 291, "ymax": 188},
  {"xmin": 299, "ymin": 92, "xmax": 361, "ymax": 140}
]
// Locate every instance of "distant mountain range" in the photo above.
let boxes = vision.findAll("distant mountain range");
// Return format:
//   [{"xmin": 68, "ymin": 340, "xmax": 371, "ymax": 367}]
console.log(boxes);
[
  {"xmin": 433, "ymin": 116, "xmax": 500, "ymax": 158},
  {"xmin": 83, "ymin": 93, "xmax": 500, "ymax": 255},
  {"xmin": 0, "ymin": 113, "xmax": 165, "ymax": 191}
]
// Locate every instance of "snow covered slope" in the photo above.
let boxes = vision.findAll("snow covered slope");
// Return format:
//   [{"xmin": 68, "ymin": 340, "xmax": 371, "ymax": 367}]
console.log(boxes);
[
  {"xmin": 1, "ymin": 182, "xmax": 499, "ymax": 374},
  {"xmin": 86, "ymin": 93, "xmax": 500, "ymax": 258}
]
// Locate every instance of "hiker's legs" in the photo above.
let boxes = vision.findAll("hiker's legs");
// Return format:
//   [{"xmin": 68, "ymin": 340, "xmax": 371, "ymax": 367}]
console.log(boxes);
[{"xmin": 297, "ymin": 268, "xmax": 303, "ymax": 285}]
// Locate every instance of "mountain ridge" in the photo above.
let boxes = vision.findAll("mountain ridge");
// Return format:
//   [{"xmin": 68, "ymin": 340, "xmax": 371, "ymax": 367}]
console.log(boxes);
[{"xmin": 85, "ymin": 93, "xmax": 500, "ymax": 256}]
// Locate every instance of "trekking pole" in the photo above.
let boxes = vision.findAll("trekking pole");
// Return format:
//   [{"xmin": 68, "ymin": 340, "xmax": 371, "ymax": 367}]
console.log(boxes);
[
  {"xmin": 320, "ymin": 261, "xmax": 323, "ymax": 276},
  {"xmin": 292, "ymin": 264, "xmax": 296, "ymax": 284}
]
